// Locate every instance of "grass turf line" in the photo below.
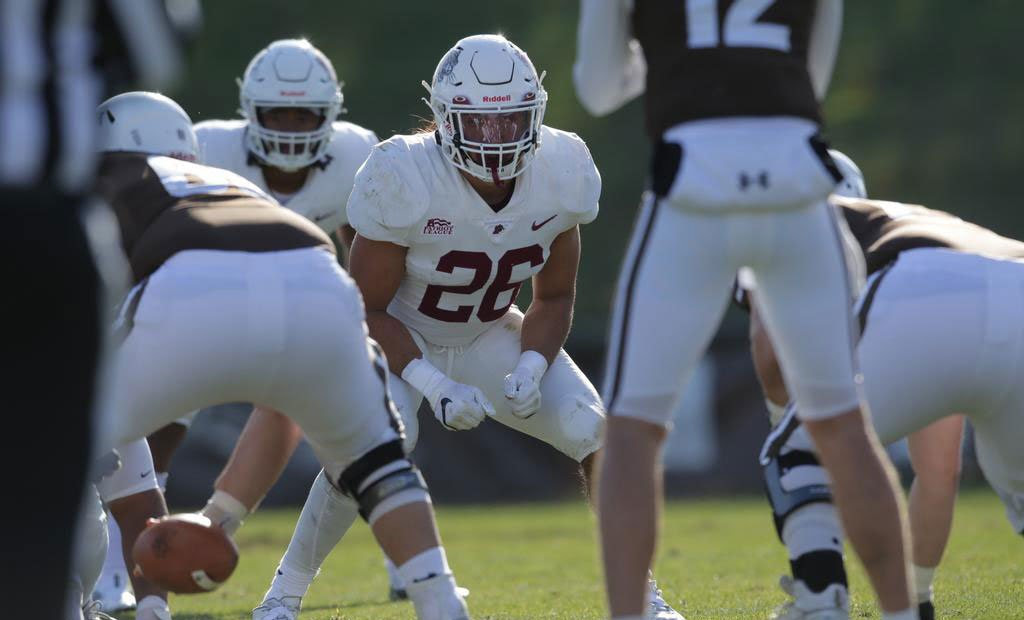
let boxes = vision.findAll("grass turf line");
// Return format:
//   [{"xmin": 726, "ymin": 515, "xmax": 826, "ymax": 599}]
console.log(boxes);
[{"xmin": 124, "ymin": 489, "xmax": 1022, "ymax": 619}]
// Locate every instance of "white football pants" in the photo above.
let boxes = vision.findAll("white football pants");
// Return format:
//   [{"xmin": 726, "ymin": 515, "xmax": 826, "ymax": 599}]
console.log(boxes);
[
  {"xmin": 604, "ymin": 117, "xmax": 862, "ymax": 427},
  {"xmin": 604, "ymin": 193, "xmax": 861, "ymax": 427},
  {"xmin": 390, "ymin": 307, "xmax": 605, "ymax": 463},
  {"xmin": 106, "ymin": 248, "xmax": 403, "ymax": 483},
  {"xmin": 860, "ymin": 249, "xmax": 1024, "ymax": 527},
  {"xmin": 785, "ymin": 248, "xmax": 1024, "ymax": 532}
]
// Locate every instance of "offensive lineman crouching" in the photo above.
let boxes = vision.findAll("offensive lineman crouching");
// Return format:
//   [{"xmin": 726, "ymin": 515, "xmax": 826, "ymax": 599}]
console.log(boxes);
[
  {"xmin": 94, "ymin": 91, "xmax": 471, "ymax": 620},
  {"xmin": 752, "ymin": 154, "xmax": 1024, "ymax": 619}
]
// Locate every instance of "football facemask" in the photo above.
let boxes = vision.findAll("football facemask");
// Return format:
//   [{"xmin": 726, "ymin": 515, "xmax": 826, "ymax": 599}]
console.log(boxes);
[
  {"xmin": 239, "ymin": 39, "xmax": 343, "ymax": 172},
  {"xmin": 424, "ymin": 34, "xmax": 547, "ymax": 184}
]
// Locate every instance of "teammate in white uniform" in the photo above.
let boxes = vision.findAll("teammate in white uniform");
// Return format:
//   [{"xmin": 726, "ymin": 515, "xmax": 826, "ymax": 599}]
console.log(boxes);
[
  {"xmin": 96, "ymin": 91, "xmax": 469, "ymax": 620},
  {"xmin": 575, "ymin": 2, "xmax": 914, "ymax": 619},
  {"xmin": 248, "ymin": 35, "xmax": 682, "ymax": 620},
  {"xmin": 97, "ymin": 38, "xmax": 381, "ymax": 610},
  {"xmin": 753, "ymin": 155, "xmax": 1024, "ymax": 620}
]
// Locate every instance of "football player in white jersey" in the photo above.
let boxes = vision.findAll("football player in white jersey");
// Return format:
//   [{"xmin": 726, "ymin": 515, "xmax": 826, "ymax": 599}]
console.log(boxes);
[
  {"xmin": 96, "ymin": 38, "xmax": 382, "ymax": 610},
  {"xmin": 243, "ymin": 34, "xmax": 683, "ymax": 620}
]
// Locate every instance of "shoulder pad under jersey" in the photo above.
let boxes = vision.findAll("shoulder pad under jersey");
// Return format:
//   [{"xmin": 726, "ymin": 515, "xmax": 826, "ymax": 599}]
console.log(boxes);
[
  {"xmin": 193, "ymin": 119, "xmax": 249, "ymax": 170},
  {"xmin": 346, "ymin": 134, "xmax": 433, "ymax": 245},
  {"xmin": 328, "ymin": 121, "xmax": 379, "ymax": 155},
  {"xmin": 535, "ymin": 126, "xmax": 601, "ymax": 226}
]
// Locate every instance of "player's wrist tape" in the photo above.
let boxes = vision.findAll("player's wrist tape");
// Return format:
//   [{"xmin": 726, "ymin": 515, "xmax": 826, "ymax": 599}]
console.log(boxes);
[
  {"xmin": 402, "ymin": 358, "xmax": 448, "ymax": 402},
  {"xmin": 515, "ymin": 350, "xmax": 549, "ymax": 380}
]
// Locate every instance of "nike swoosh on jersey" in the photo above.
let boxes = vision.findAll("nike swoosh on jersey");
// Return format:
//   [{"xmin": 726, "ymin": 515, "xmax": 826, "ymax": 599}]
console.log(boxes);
[
  {"xmin": 531, "ymin": 215, "xmax": 557, "ymax": 231},
  {"xmin": 312, "ymin": 212, "xmax": 334, "ymax": 223}
]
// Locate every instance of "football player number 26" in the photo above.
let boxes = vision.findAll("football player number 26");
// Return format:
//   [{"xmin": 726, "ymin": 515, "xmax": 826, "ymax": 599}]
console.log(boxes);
[
  {"xmin": 685, "ymin": 0, "xmax": 790, "ymax": 51},
  {"xmin": 419, "ymin": 245, "xmax": 544, "ymax": 323}
]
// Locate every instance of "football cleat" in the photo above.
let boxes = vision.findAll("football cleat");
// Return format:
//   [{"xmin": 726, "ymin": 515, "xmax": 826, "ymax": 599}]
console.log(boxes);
[
  {"xmin": 91, "ymin": 570, "xmax": 136, "ymax": 612},
  {"xmin": 648, "ymin": 577, "xmax": 686, "ymax": 620},
  {"xmin": 252, "ymin": 595, "xmax": 302, "ymax": 620},
  {"xmin": 770, "ymin": 575, "xmax": 849, "ymax": 620}
]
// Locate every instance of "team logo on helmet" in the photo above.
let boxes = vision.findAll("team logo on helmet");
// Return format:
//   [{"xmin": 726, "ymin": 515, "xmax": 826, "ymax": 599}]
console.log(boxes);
[{"xmin": 436, "ymin": 47, "xmax": 463, "ymax": 87}]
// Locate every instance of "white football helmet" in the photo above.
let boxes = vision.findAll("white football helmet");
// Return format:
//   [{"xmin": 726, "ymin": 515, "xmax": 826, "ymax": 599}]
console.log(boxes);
[
  {"xmin": 97, "ymin": 91, "xmax": 198, "ymax": 161},
  {"xmin": 423, "ymin": 34, "xmax": 547, "ymax": 183},
  {"xmin": 239, "ymin": 39, "xmax": 343, "ymax": 171},
  {"xmin": 829, "ymin": 149, "xmax": 867, "ymax": 199}
]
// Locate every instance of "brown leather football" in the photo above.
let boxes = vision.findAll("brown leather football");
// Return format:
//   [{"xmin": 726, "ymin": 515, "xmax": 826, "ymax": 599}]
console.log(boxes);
[{"xmin": 131, "ymin": 513, "xmax": 239, "ymax": 594}]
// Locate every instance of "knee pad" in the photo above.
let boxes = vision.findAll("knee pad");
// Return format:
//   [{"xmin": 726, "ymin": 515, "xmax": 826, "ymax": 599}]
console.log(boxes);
[
  {"xmin": 337, "ymin": 440, "xmax": 430, "ymax": 525},
  {"xmin": 556, "ymin": 395, "xmax": 604, "ymax": 462},
  {"xmin": 763, "ymin": 448, "xmax": 833, "ymax": 540}
]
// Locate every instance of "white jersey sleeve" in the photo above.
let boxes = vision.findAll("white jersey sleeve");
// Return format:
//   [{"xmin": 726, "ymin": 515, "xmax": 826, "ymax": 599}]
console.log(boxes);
[
  {"xmin": 194, "ymin": 119, "xmax": 251, "ymax": 174},
  {"xmin": 535, "ymin": 127, "xmax": 601, "ymax": 229},
  {"xmin": 194, "ymin": 119, "xmax": 378, "ymax": 234},
  {"xmin": 347, "ymin": 136, "xmax": 432, "ymax": 247}
]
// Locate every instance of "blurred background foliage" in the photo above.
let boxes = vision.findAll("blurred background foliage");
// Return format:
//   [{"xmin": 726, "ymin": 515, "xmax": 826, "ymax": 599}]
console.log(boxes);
[
  {"xmin": 173, "ymin": 0, "xmax": 1024, "ymax": 362},
  {"xmin": 162, "ymin": 1, "xmax": 1021, "ymax": 502}
]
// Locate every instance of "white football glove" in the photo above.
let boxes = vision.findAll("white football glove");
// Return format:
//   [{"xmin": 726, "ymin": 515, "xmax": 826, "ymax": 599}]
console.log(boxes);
[
  {"xmin": 402, "ymin": 358, "xmax": 495, "ymax": 431},
  {"xmin": 503, "ymin": 350, "xmax": 549, "ymax": 419}
]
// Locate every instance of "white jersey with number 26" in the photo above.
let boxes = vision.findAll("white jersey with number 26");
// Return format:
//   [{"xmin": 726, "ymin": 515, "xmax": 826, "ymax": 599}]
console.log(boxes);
[{"xmin": 347, "ymin": 126, "xmax": 601, "ymax": 346}]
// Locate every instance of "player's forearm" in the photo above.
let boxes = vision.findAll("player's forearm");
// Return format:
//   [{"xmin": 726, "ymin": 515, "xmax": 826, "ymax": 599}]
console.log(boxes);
[
  {"xmin": 366, "ymin": 309, "xmax": 423, "ymax": 375},
  {"xmin": 573, "ymin": 0, "xmax": 646, "ymax": 116},
  {"xmin": 521, "ymin": 295, "xmax": 574, "ymax": 365},
  {"xmin": 109, "ymin": 490, "xmax": 169, "ymax": 602}
]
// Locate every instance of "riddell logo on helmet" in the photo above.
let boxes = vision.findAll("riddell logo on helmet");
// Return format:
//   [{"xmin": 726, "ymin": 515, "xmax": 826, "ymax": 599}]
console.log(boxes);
[
  {"xmin": 482, "ymin": 95, "xmax": 512, "ymax": 103},
  {"xmin": 280, "ymin": 90, "xmax": 307, "ymax": 96}
]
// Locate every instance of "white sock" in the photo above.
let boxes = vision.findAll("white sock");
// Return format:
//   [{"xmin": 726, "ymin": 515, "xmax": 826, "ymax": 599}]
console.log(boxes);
[
  {"xmin": 402, "ymin": 554, "xmax": 464, "ymax": 620},
  {"xmin": 386, "ymin": 557, "xmax": 405, "ymax": 590},
  {"xmin": 156, "ymin": 472, "xmax": 169, "ymax": 493},
  {"xmin": 397, "ymin": 547, "xmax": 451, "ymax": 586},
  {"xmin": 913, "ymin": 564, "xmax": 936, "ymax": 604},
  {"xmin": 101, "ymin": 510, "xmax": 128, "ymax": 578},
  {"xmin": 881, "ymin": 609, "xmax": 918, "ymax": 620},
  {"xmin": 135, "ymin": 594, "xmax": 171, "ymax": 620},
  {"xmin": 266, "ymin": 470, "xmax": 359, "ymax": 599},
  {"xmin": 200, "ymin": 490, "xmax": 249, "ymax": 536}
]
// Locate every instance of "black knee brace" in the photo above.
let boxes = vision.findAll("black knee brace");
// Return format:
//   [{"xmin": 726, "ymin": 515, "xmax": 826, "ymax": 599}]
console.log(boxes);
[
  {"xmin": 338, "ymin": 440, "xmax": 429, "ymax": 521},
  {"xmin": 763, "ymin": 449, "xmax": 833, "ymax": 541}
]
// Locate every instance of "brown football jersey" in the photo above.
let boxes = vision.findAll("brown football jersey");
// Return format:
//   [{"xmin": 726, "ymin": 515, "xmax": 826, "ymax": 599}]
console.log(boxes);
[
  {"xmin": 632, "ymin": 0, "xmax": 821, "ymax": 137},
  {"xmin": 837, "ymin": 196, "xmax": 1024, "ymax": 275},
  {"xmin": 96, "ymin": 152, "xmax": 334, "ymax": 283}
]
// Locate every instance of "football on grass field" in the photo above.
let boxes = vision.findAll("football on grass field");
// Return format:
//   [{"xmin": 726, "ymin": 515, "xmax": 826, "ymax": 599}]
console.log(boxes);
[{"xmin": 132, "ymin": 512, "xmax": 239, "ymax": 594}]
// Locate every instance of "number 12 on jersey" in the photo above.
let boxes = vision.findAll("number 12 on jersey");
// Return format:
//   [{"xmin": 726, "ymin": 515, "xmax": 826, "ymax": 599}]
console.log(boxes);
[{"xmin": 686, "ymin": 0, "xmax": 790, "ymax": 51}]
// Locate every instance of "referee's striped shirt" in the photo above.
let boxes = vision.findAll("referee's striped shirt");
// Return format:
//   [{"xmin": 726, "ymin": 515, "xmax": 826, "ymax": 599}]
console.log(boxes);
[{"xmin": 0, "ymin": 0, "xmax": 186, "ymax": 194}]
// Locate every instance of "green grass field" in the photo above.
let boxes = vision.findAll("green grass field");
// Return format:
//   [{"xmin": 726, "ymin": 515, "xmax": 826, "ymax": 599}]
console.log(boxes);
[{"xmin": 133, "ymin": 489, "xmax": 1021, "ymax": 619}]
